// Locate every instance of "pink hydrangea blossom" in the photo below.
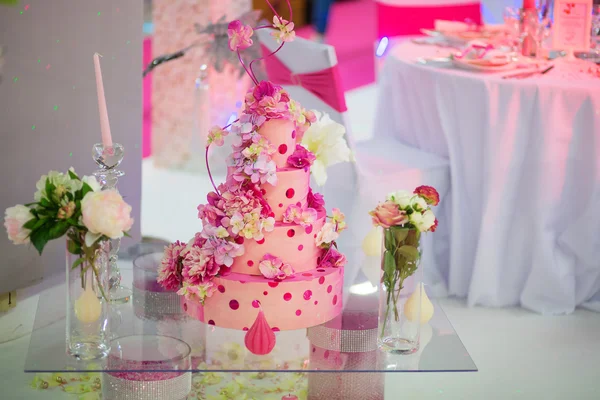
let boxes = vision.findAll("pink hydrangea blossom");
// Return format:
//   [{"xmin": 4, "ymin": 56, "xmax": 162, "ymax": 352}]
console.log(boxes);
[
  {"xmin": 307, "ymin": 189, "xmax": 325, "ymax": 212},
  {"xmin": 204, "ymin": 237, "xmax": 245, "ymax": 267},
  {"xmin": 258, "ymin": 253, "xmax": 295, "ymax": 280},
  {"xmin": 283, "ymin": 204, "xmax": 303, "ymax": 224},
  {"xmin": 299, "ymin": 208, "xmax": 318, "ymax": 227},
  {"xmin": 181, "ymin": 246, "xmax": 219, "ymax": 285},
  {"xmin": 244, "ymin": 82, "xmax": 291, "ymax": 119},
  {"xmin": 271, "ymin": 16, "xmax": 296, "ymax": 43},
  {"xmin": 177, "ymin": 281, "xmax": 217, "ymax": 305},
  {"xmin": 320, "ymin": 247, "xmax": 347, "ymax": 268},
  {"xmin": 157, "ymin": 240, "xmax": 187, "ymax": 291},
  {"xmin": 207, "ymin": 125, "xmax": 228, "ymax": 147},
  {"xmin": 227, "ymin": 20, "xmax": 254, "ymax": 52},
  {"xmin": 287, "ymin": 144, "xmax": 316, "ymax": 168},
  {"xmin": 197, "ymin": 203, "xmax": 225, "ymax": 227}
]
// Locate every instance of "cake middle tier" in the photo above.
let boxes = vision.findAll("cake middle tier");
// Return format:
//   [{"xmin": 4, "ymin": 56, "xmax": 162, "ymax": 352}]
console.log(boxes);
[{"xmin": 230, "ymin": 210, "xmax": 326, "ymax": 275}]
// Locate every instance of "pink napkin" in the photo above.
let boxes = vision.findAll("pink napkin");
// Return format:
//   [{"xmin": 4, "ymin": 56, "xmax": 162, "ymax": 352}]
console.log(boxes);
[{"xmin": 455, "ymin": 41, "xmax": 513, "ymax": 66}]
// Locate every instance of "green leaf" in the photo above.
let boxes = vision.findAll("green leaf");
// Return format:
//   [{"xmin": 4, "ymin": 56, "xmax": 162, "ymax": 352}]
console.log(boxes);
[
  {"xmin": 391, "ymin": 227, "xmax": 409, "ymax": 243},
  {"xmin": 68, "ymin": 170, "xmax": 81, "ymax": 181},
  {"xmin": 384, "ymin": 251, "xmax": 396, "ymax": 277},
  {"xmin": 39, "ymin": 197, "xmax": 52, "ymax": 208},
  {"xmin": 80, "ymin": 182, "xmax": 93, "ymax": 199},
  {"xmin": 67, "ymin": 239, "xmax": 82, "ymax": 255},
  {"xmin": 23, "ymin": 202, "xmax": 38, "ymax": 207},
  {"xmin": 47, "ymin": 221, "xmax": 70, "ymax": 240},
  {"xmin": 45, "ymin": 178, "xmax": 56, "ymax": 199},
  {"xmin": 66, "ymin": 191, "xmax": 74, "ymax": 201},
  {"xmin": 29, "ymin": 227, "xmax": 50, "ymax": 255},
  {"xmin": 384, "ymin": 229, "xmax": 395, "ymax": 252},
  {"xmin": 71, "ymin": 257, "xmax": 86, "ymax": 270},
  {"xmin": 398, "ymin": 245, "xmax": 419, "ymax": 261}
]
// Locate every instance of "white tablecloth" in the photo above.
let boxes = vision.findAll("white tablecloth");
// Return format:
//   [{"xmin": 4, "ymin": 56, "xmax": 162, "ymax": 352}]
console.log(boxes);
[{"xmin": 376, "ymin": 40, "xmax": 600, "ymax": 314}]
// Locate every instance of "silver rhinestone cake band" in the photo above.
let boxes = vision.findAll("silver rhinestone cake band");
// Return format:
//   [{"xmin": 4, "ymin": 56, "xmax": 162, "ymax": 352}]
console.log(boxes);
[
  {"xmin": 307, "ymin": 325, "xmax": 379, "ymax": 352},
  {"xmin": 102, "ymin": 372, "xmax": 191, "ymax": 400},
  {"xmin": 132, "ymin": 286, "xmax": 183, "ymax": 320},
  {"xmin": 308, "ymin": 372, "xmax": 384, "ymax": 400}
]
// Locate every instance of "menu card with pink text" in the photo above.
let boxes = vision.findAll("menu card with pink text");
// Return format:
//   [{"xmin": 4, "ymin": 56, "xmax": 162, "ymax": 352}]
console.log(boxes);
[{"xmin": 553, "ymin": 0, "xmax": 593, "ymax": 51}]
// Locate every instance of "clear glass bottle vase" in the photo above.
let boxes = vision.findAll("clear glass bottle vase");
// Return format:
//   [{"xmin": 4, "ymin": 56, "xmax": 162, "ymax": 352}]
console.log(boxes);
[
  {"xmin": 65, "ymin": 232, "xmax": 111, "ymax": 360},
  {"xmin": 378, "ymin": 227, "xmax": 423, "ymax": 354}
]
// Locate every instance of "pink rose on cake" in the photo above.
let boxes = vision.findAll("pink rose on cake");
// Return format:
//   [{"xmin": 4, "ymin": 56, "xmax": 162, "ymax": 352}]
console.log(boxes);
[
  {"xmin": 287, "ymin": 144, "xmax": 316, "ymax": 168},
  {"xmin": 177, "ymin": 281, "xmax": 217, "ymax": 305},
  {"xmin": 258, "ymin": 254, "xmax": 295, "ymax": 280},
  {"xmin": 158, "ymin": 240, "xmax": 187, "ymax": 291},
  {"xmin": 320, "ymin": 247, "xmax": 347, "ymax": 268},
  {"xmin": 307, "ymin": 189, "xmax": 326, "ymax": 212}
]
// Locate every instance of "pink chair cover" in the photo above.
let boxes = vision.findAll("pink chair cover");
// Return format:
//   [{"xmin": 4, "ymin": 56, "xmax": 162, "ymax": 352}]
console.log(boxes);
[
  {"xmin": 260, "ymin": 44, "xmax": 348, "ymax": 113},
  {"xmin": 376, "ymin": 1, "xmax": 482, "ymax": 37}
]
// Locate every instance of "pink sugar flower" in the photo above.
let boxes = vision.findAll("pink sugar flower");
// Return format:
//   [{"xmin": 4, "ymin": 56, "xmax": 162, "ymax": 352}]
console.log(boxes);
[
  {"xmin": 283, "ymin": 204, "xmax": 303, "ymax": 224},
  {"xmin": 331, "ymin": 208, "xmax": 347, "ymax": 232},
  {"xmin": 287, "ymin": 144, "xmax": 316, "ymax": 168},
  {"xmin": 299, "ymin": 207, "xmax": 318, "ymax": 228},
  {"xmin": 205, "ymin": 238, "xmax": 245, "ymax": 267},
  {"xmin": 177, "ymin": 281, "xmax": 217, "ymax": 305},
  {"xmin": 207, "ymin": 125, "xmax": 228, "ymax": 147},
  {"xmin": 158, "ymin": 240, "xmax": 187, "ymax": 291},
  {"xmin": 271, "ymin": 16, "xmax": 296, "ymax": 43},
  {"xmin": 197, "ymin": 203, "xmax": 225, "ymax": 227},
  {"xmin": 258, "ymin": 253, "xmax": 295, "ymax": 280},
  {"xmin": 320, "ymin": 247, "xmax": 347, "ymax": 269},
  {"xmin": 307, "ymin": 189, "xmax": 325, "ymax": 212},
  {"xmin": 315, "ymin": 222, "xmax": 339, "ymax": 247},
  {"xmin": 227, "ymin": 20, "xmax": 254, "ymax": 52}
]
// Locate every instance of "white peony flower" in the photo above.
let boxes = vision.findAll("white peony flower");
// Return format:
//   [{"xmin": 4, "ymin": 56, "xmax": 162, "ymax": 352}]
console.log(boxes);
[
  {"xmin": 421, "ymin": 209, "xmax": 436, "ymax": 231},
  {"xmin": 387, "ymin": 190, "xmax": 412, "ymax": 209},
  {"xmin": 82, "ymin": 175, "xmax": 102, "ymax": 192},
  {"xmin": 410, "ymin": 196, "xmax": 428, "ymax": 212},
  {"xmin": 81, "ymin": 189, "xmax": 134, "ymax": 245},
  {"xmin": 4, "ymin": 205, "xmax": 34, "ymax": 245},
  {"xmin": 301, "ymin": 111, "xmax": 351, "ymax": 186},
  {"xmin": 409, "ymin": 210, "xmax": 436, "ymax": 232}
]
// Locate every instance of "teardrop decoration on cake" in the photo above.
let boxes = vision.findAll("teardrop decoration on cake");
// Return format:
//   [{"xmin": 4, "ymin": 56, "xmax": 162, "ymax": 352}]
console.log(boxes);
[{"xmin": 244, "ymin": 309, "xmax": 277, "ymax": 355}]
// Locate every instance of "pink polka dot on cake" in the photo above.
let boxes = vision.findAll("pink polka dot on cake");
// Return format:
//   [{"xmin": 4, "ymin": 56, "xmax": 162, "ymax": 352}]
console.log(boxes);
[
  {"xmin": 317, "ymin": 269, "xmax": 325, "ymax": 273},
  {"xmin": 314, "ymin": 301, "xmax": 318, "ymax": 305},
  {"xmin": 278, "ymin": 144, "xmax": 288, "ymax": 154},
  {"xmin": 292, "ymin": 130, "xmax": 296, "ymax": 139},
  {"xmin": 183, "ymin": 303, "xmax": 188, "ymax": 311},
  {"xmin": 235, "ymin": 236, "xmax": 244, "ymax": 244},
  {"xmin": 302, "ymin": 272, "xmax": 312, "ymax": 277},
  {"xmin": 229, "ymin": 300, "xmax": 239, "ymax": 310},
  {"xmin": 247, "ymin": 260, "xmax": 254, "ymax": 267},
  {"xmin": 303, "ymin": 290, "xmax": 312, "ymax": 300},
  {"xmin": 286, "ymin": 188, "xmax": 295, "ymax": 198},
  {"xmin": 252, "ymin": 300, "xmax": 260, "ymax": 308},
  {"xmin": 278, "ymin": 203, "xmax": 283, "ymax": 208},
  {"xmin": 208, "ymin": 320, "xmax": 215, "ymax": 325},
  {"xmin": 297, "ymin": 244, "xmax": 303, "ymax": 251},
  {"xmin": 272, "ymin": 327, "xmax": 280, "ymax": 332},
  {"xmin": 283, "ymin": 292, "xmax": 292, "ymax": 301},
  {"xmin": 327, "ymin": 285, "xmax": 332, "ymax": 293},
  {"xmin": 261, "ymin": 188, "xmax": 266, "ymax": 195},
  {"xmin": 217, "ymin": 285, "xmax": 225, "ymax": 293},
  {"xmin": 296, "ymin": 201, "xmax": 302, "ymax": 207},
  {"xmin": 296, "ymin": 309, "xmax": 302, "ymax": 316},
  {"xmin": 305, "ymin": 225, "xmax": 313, "ymax": 234},
  {"xmin": 263, "ymin": 291, "xmax": 268, "ymax": 296},
  {"xmin": 333, "ymin": 295, "xmax": 338, "ymax": 305},
  {"xmin": 319, "ymin": 276, "xmax": 325, "ymax": 285},
  {"xmin": 243, "ymin": 327, "xmax": 248, "ymax": 331},
  {"xmin": 268, "ymin": 282, "xmax": 279, "ymax": 288},
  {"xmin": 312, "ymin": 346, "xmax": 316, "ymax": 353},
  {"xmin": 324, "ymin": 350, "xmax": 330, "ymax": 359},
  {"xmin": 257, "ymin": 238, "xmax": 265, "ymax": 245},
  {"xmin": 287, "ymin": 229, "xmax": 295, "ymax": 237}
]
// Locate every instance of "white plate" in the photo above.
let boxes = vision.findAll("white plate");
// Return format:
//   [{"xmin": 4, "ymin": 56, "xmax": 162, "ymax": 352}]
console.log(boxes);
[{"xmin": 452, "ymin": 58, "xmax": 517, "ymax": 72}]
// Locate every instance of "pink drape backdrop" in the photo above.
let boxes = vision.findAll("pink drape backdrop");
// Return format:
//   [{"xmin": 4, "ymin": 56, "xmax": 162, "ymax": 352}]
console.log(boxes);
[{"xmin": 143, "ymin": 37, "xmax": 152, "ymax": 159}]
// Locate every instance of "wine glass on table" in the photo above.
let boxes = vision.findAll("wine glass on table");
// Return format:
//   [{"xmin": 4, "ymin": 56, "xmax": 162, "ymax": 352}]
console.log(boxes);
[
  {"xmin": 592, "ymin": 5, "xmax": 600, "ymax": 58},
  {"xmin": 504, "ymin": 6, "xmax": 522, "ymax": 54},
  {"xmin": 523, "ymin": 10, "xmax": 550, "ymax": 61}
]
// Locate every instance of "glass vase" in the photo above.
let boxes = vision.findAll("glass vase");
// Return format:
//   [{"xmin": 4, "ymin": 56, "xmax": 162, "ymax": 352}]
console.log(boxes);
[
  {"xmin": 65, "ymin": 235, "xmax": 111, "ymax": 360},
  {"xmin": 378, "ymin": 227, "xmax": 423, "ymax": 354}
]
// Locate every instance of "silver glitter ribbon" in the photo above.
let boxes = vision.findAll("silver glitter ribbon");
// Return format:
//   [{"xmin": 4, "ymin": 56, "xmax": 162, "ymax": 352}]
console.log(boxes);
[
  {"xmin": 132, "ymin": 286, "xmax": 183, "ymax": 321},
  {"xmin": 102, "ymin": 372, "xmax": 191, "ymax": 400},
  {"xmin": 307, "ymin": 325, "xmax": 379, "ymax": 353}
]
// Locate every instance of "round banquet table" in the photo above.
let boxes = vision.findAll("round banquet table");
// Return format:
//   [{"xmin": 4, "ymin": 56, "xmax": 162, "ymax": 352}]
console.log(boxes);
[{"xmin": 375, "ymin": 39, "xmax": 600, "ymax": 314}]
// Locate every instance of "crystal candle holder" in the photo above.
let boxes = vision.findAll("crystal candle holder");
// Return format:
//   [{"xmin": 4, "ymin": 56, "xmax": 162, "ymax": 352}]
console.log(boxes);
[
  {"xmin": 103, "ymin": 335, "xmax": 192, "ymax": 400},
  {"xmin": 133, "ymin": 252, "xmax": 184, "ymax": 321}
]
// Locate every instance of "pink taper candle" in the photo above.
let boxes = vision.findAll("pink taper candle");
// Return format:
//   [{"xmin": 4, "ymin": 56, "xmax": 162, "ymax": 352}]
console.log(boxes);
[
  {"xmin": 522, "ymin": 0, "xmax": 536, "ymax": 9},
  {"xmin": 93, "ymin": 53, "xmax": 113, "ymax": 148}
]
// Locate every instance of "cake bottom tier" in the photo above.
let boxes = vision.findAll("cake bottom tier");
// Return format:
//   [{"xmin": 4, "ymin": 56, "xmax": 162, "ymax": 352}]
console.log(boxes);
[{"xmin": 182, "ymin": 267, "xmax": 344, "ymax": 331}]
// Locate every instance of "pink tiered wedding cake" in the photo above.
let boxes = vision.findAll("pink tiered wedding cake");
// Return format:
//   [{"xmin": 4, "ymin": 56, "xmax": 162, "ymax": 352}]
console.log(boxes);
[{"xmin": 157, "ymin": 3, "xmax": 348, "ymax": 354}]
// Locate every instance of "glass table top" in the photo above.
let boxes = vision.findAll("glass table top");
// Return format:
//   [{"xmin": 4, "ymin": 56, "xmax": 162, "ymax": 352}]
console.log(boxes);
[{"xmin": 25, "ymin": 244, "xmax": 476, "ymax": 374}]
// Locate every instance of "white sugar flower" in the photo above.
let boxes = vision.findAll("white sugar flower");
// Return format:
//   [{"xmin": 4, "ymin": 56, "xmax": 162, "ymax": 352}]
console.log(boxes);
[
  {"xmin": 301, "ymin": 111, "xmax": 351, "ymax": 186},
  {"xmin": 387, "ymin": 190, "xmax": 412, "ymax": 209}
]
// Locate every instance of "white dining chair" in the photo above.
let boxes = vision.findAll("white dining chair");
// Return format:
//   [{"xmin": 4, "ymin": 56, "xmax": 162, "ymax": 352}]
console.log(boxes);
[{"xmin": 257, "ymin": 30, "xmax": 452, "ymax": 294}]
